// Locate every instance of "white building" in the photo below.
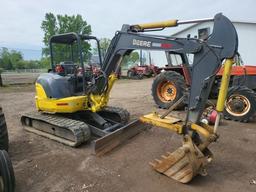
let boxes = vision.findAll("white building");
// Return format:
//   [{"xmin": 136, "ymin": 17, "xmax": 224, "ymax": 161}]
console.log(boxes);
[{"xmin": 171, "ymin": 21, "xmax": 256, "ymax": 65}]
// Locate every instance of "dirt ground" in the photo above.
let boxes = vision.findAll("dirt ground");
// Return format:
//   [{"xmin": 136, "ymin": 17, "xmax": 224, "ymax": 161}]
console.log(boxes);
[
  {"xmin": 1, "ymin": 73, "xmax": 41, "ymax": 85},
  {"xmin": 0, "ymin": 78, "xmax": 256, "ymax": 192}
]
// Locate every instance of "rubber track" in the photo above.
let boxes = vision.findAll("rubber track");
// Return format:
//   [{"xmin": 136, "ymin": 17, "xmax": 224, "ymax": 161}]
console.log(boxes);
[
  {"xmin": 100, "ymin": 106, "xmax": 130, "ymax": 124},
  {"xmin": 21, "ymin": 112, "xmax": 90, "ymax": 147}
]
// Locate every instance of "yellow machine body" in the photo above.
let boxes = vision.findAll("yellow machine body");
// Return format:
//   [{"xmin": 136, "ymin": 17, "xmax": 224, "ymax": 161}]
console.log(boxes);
[{"xmin": 35, "ymin": 73, "xmax": 118, "ymax": 113}]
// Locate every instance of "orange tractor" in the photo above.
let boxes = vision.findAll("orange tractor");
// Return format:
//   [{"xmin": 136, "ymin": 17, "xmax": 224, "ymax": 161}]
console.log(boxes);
[{"xmin": 152, "ymin": 53, "xmax": 256, "ymax": 122}]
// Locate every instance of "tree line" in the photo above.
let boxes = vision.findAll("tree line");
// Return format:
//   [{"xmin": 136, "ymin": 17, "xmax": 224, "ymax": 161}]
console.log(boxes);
[
  {"xmin": 0, "ymin": 13, "xmax": 140, "ymax": 72},
  {"xmin": 0, "ymin": 47, "xmax": 49, "ymax": 70}
]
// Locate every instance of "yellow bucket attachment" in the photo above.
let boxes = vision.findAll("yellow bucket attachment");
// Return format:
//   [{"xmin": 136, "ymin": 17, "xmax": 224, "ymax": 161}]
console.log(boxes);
[{"xmin": 150, "ymin": 135, "xmax": 212, "ymax": 183}]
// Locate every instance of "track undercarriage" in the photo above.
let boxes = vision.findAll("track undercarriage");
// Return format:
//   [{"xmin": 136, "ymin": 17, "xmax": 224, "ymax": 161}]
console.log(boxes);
[{"xmin": 21, "ymin": 106, "xmax": 148, "ymax": 155}]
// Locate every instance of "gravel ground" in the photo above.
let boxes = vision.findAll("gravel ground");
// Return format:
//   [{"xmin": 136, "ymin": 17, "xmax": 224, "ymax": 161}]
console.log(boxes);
[{"xmin": 0, "ymin": 78, "xmax": 256, "ymax": 192}]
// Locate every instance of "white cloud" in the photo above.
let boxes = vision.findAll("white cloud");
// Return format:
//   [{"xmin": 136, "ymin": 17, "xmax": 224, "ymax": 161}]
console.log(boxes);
[{"xmin": 0, "ymin": 0, "xmax": 254, "ymax": 50}]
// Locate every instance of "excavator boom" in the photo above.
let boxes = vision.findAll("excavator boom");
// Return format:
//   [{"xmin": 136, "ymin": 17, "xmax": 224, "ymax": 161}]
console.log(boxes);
[{"xmin": 137, "ymin": 14, "xmax": 238, "ymax": 183}]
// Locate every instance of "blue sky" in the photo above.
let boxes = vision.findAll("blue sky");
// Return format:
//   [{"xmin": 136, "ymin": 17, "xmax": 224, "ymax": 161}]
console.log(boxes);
[{"xmin": 0, "ymin": 0, "xmax": 255, "ymax": 60}]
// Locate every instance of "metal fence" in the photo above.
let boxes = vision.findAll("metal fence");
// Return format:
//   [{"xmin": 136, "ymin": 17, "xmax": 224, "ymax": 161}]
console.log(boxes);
[
  {"xmin": 3, "ymin": 69, "xmax": 47, "ymax": 74},
  {"xmin": 1, "ymin": 69, "xmax": 46, "ymax": 85}
]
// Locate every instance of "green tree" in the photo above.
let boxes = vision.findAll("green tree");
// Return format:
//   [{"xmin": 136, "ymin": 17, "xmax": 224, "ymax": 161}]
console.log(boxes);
[
  {"xmin": 0, "ymin": 48, "xmax": 12, "ymax": 70},
  {"xmin": 92, "ymin": 38, "xmax": 111, "ymax": 62},
  {"xmin": 41, "ymin": 13, "xmax": 57, "ymax": 56},
  {"xmin": 39, "ymin": 57, "xmax": 51, "ymax": 69},
  {"xmin": 10, "ymin": 50, "xmax": 23, "ymax": 69},
  {"xmin": 0, "ymin": 48, "xmax": 23, "ymax": 70},
  {"xmin": 130, "ymin": 51, "xmax": 140, "ymax": 64},
  {"xmin": 99, "ymin": 38, "xmax": 111, "ymax": 58},
  {"xmin": 121, "ymin": 51, "xmax": 139, "ymax": 69},
  {"xmin": 41, "ymin": 13, "xmax": 92, "ymax": 63}
]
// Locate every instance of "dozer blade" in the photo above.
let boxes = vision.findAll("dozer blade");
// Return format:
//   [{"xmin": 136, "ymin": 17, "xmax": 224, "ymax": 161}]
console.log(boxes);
[
  {"xmin": 150, "ymin": 135, "xmax": 212, "ymax": 183},
  {"xmin": 92, "ymin": 119, "xmax": 150, "ymax": 156}
]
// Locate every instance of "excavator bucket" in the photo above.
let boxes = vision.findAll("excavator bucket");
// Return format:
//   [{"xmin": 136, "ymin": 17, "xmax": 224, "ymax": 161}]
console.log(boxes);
[{"xmin": 150, "ymin": 135, "xmax": 212, "ymax": 183}]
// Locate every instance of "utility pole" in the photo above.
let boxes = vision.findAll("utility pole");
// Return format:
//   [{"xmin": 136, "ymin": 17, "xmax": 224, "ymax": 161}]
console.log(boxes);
[
  {"xmin": 0, "ymin": 69, "xmax": 3, "ymax": 87},
  {"xmin": 140, "ymin": 49, "xmax": 143, "ymax": 66},
  {"xmin": 148, "ymin": 51, "xmax": 152, "ymax": 65}
]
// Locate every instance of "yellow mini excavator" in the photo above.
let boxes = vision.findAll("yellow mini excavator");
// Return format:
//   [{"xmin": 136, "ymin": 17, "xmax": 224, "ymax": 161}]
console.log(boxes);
[
  {"xmin": 21, "ymin": 34, "xmax": 148, "ymax": 155},
  {"xmin": 21, "ymin": 13, "xmax": 238, "ymax": 183}
]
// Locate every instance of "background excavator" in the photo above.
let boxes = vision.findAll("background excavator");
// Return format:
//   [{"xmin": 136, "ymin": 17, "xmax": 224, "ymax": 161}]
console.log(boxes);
[{"xmin": 21, "ymin": 13, "xmax": 238, "ymax": 183}]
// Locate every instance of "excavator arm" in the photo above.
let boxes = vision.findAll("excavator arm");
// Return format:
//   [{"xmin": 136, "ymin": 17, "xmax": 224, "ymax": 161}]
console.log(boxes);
[
  {"xmin": 95, "ymin": 13, "xmax": 238, "ymax": 183},
  {"xmin": 96, "ymin": 13, "xmax": 238, "ymax": 126},
  {"xmin": 89, "ymin": 26, "xmax": 202, "ymax": 112}
]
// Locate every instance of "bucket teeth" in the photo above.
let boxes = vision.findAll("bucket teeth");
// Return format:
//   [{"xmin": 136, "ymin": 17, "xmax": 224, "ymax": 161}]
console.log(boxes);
[
  {"xmin": 155, "ymin": 159, "xmax": 162, "ymax": 163},
  {"xmin": 150, "ymin": 136, "xmax": 213, "ymax": 183},
  {"xmin": 161, "ymin": 155, "xmax": 168, "ymax": 159},
  {"xmin": 150, "ymin": 148, "xmax": 186, "ymax": 174},
  {"xmin": 149, "ymin": 162, "xmax": 156, "ymax": 167}
]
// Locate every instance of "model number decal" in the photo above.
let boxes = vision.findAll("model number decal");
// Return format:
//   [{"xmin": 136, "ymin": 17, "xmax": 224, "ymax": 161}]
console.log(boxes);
[{"xmin": 132, "ymin": 39, "xmax": 151, "ymax": 47}]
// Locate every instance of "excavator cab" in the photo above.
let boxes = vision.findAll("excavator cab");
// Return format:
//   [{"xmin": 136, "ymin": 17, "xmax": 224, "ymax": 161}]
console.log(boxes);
[
  {"xmin": 48, "ymin": 33, "xmax": 103, "ymax": 93},
  {"xmin": 50, "ymin": 33, "xmax": 102, "ymax": 71}
]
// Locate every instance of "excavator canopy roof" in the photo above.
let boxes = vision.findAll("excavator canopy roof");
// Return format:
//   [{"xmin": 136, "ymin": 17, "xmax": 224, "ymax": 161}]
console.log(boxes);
[{"xmin": 50, "ymin": 32, "xmax": 98, "ymax": 44}]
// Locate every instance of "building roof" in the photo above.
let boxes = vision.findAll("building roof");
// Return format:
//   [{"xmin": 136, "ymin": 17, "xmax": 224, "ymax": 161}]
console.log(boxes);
[{"xmin": 171, "ymin": 20, "xmax": 256, "ymax": 36}]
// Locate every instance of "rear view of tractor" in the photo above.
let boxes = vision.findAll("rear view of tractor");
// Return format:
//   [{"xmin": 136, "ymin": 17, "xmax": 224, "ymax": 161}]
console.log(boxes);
[
  {"xmin": 215, "ymin": 64, "xmax": 256, "ymax": 122},
  {"xmin": 152, "ymin": 51, "xmax": 256, "ymax": 122}
]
